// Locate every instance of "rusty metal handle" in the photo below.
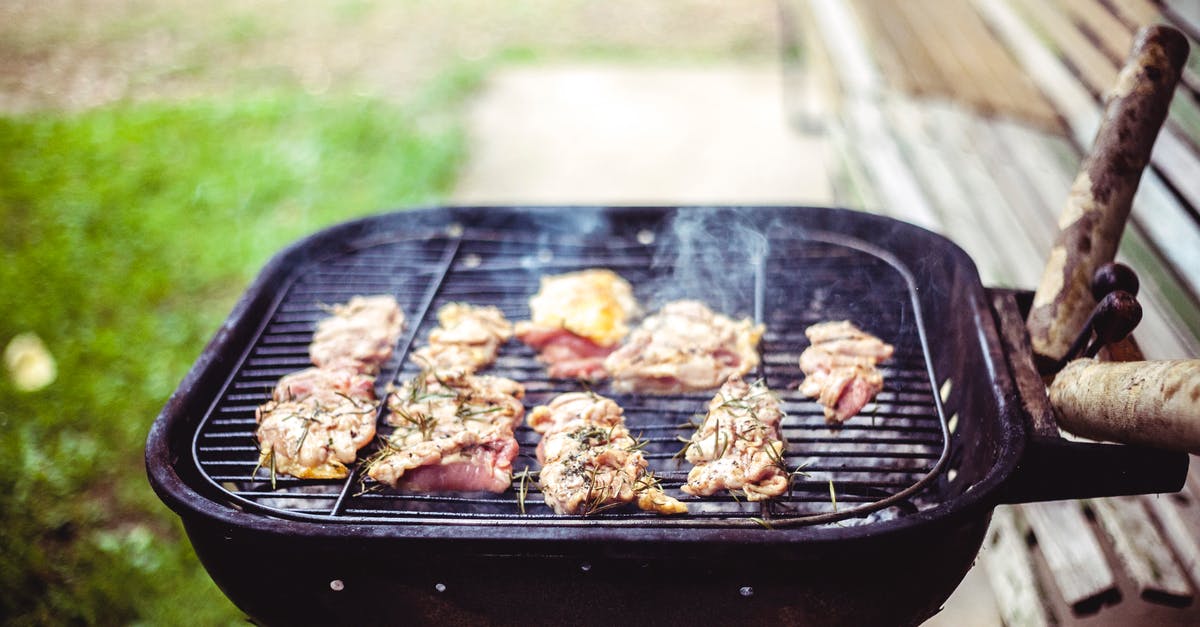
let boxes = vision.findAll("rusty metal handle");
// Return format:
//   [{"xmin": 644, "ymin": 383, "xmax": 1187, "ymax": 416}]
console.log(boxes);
[{"xmin": 1027, "ymin": 25, "xmax": 1189, "ymax": 370}]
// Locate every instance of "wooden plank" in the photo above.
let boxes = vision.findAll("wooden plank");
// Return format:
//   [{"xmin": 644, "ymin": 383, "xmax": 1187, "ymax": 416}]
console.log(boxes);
[
  {"xmin": 1092, "ymin": 496, "xmax": 1194, "ymax": 607},
  {"xmin": 808, "ymin": 0, "xmax": 881, "ymax": 97},
  {"xmin": 899, "ymin": 0, "xmax": 991, "ymax": 113},
  {"xmin": 1143, "ymin": 492, "xmax": 1200, "ymax": 593},
  {"xmin": 1023, "ymin": 500, "xmax": 1119, "ymax": 614},
  {"xmin": 980, "ymin": 506, "xmax": 1055, "ymax": 627},
  {"xmin": 1109, "ymin": 0, "xmax": 1163, "ymax": 28},
  {"xmin": 1060, "ymin": 0, "xmax": 1136, "ymax": 63},
  {"xmin": 1153, "ymin": 125, "xmax": 1200, "ymax": 220},
  {"xmin": 846, "ymin": 0, "xmax": 929, "ymax": 97},
  {"xmin": 975, "ymin": 0, "xmax": 1103, "ymax": 147},
  {"xmin": 941, "ymin": 1, "xmax": 1061, "ymax": 128},
  {"xmin": 1009, "ymin": 0, "xmax": 1118, "ymax": 96},
  {"xmin": 883, "ymin": 99, "xmax": 1012, "ymax": 282},
  {"xmin": 921, "ymin": 103, "xmax": 1045, "ymax": 287},
  {"xmin": 842, "ymin": 98, "xmax": 941, "ymax": 230}
]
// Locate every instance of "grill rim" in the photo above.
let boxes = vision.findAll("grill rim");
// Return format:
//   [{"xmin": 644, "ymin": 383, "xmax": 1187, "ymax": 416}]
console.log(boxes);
[{"xmin": 146, "ymin": 205, "xmax": 1026, "ymax": 545}]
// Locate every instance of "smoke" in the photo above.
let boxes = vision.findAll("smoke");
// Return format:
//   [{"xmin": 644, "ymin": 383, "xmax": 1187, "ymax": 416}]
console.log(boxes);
[{"xmin": 649, "ymin": 207, "xmax": 775, "ymax": 319}]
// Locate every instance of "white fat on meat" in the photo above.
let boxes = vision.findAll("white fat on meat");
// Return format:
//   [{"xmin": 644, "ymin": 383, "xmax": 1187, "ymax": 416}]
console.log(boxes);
[
  {"xmin": 366, "ymin": 370, "xmax": 525, "ymax": 493},
  {"xmin": 604, "ymin": 300, "xmax": 765, "ymax": 393},
  {"xmin": 514, "ymin": 269, "xmax": 639, "ymax": 380},
  {"xmin": 530, "ymin": 392, "xmax": 686, "ymax": 515},
  {"xmin": 272, "ymin": 366, "xmax": 376, "ymax": 404},
  {"xmin": 798, "ymin": 321, "xmax": 894, "ymax": 424},
  {"xmin": 309, "ymin": 295, "xmax": 406, "ymax": 373},
  {"xmin": 682, "ymin": 377, "xmax": 789, "ymax": 501},
  {"xmin": 255, "ymin": 394, "xmax": 378, "ymax": 480},
  {"xmin": 410, "ymin": 303, "xmax": 513, "ymax": 373}
]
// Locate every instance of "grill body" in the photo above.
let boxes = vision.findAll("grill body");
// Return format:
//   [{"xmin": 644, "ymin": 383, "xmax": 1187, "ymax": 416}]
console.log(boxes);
[{"xmin": 147, "ymin": 206, "xmax": 1184, "ymax": 626}]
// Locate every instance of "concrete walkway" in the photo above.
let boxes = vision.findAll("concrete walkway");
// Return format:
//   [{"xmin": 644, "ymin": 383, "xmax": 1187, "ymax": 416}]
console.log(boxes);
[{"xmin": 452, "ymin": 64, "xmax": 834, "ymax": 205}]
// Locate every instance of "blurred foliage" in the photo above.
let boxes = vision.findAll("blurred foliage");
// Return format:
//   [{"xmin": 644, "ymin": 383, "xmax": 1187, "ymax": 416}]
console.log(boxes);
[{"xmin": 0, "ymin": 89, "xmax": 466, "ymax": 623}]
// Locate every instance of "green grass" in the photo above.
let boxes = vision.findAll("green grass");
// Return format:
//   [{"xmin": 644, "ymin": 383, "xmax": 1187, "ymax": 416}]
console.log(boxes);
[{"xmin": 0, "ymin": 90, "xmax": 466, "ymax": 624}]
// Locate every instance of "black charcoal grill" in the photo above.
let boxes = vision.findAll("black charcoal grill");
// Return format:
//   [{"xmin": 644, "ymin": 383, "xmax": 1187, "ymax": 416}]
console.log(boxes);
[{"xmin": 147, "ymin": 206, "xmax": 1187, "ymax": 626}]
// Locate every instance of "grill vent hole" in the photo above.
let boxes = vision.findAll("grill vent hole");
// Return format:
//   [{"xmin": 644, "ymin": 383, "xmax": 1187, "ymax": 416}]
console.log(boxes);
[
  {"xmin": 329, "ymin": 579, "xmax": 344, "ymax": 592},
  {"xmin": 739, "ymin": 586, "xmax": 754, "ymax": 598}
]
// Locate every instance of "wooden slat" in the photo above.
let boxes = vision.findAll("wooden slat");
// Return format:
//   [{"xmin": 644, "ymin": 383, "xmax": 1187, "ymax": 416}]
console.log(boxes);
[
  {"xmin": 1143, "ymin": 492, "xmax": 1200, "ymax": 593},
  {"xmin": 981, "ymin": 506, "xmax": 1055, "ymax": 627},
  {"xmin": 1010, "ymin": 0, "xmax": 1119, "ymax": 96},
  {"xmin": 922, "ymin": 104, "xmax": 1045, "ymax": 287},
  {"xmin": 846, "ymin": 0, "xmax": 930, "ymax": 97},
  {"xmin": 1060, "ymin": 0, "xmax": 1136, "ymax": 63},
  {"xmin": 1092, "ymin": 497, "xmax": 1194, "ymax": 606},
  {"xmin": 976, "ymin": 0, "xmax": 1103, "ymax": 147},
  {"xmin": 1109, "ymin": 0, "xmax": 1163, "ymax": 28},
  {"xmin": 884, "ymin": 99, "xmax": 1012, "ymax": 282},
  {"xmin": 1023, "ymin": 500, "xmax": 1119, "ymax": 614}
]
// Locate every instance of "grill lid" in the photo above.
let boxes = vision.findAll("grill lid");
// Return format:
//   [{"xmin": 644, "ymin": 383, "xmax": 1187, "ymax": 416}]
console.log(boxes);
[{"xmin": 190, "ymin": 209, "xmax": 950, "ymax": 528}]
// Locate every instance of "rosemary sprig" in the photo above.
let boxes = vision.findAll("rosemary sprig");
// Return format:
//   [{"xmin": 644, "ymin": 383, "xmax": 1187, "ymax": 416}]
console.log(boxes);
[
  {"xmin": 624, "ymin": 431, "xmax": 649, "ymax": 453},
  {"xmin": 671, "ymin": 436, "xmax": 693, "ymax": 461},
  {"xmin": 749, "ymin": 516, "xmax": 775, "ymax": 530},
  {"xmin": 514, "ymin": 467, "xmax": 538, "ymax": 515}
]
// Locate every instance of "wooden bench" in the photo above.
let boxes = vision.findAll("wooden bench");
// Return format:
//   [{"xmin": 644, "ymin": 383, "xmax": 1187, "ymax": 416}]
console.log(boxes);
[{"xmin": 781, "ymin": 0, "xmax": 1200, "ymax": 624}]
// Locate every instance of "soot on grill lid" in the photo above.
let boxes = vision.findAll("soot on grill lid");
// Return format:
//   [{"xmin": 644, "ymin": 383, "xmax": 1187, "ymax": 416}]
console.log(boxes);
[{"xmin": 189, "ymin": 208, "xmax": 949, "ymax": 528}]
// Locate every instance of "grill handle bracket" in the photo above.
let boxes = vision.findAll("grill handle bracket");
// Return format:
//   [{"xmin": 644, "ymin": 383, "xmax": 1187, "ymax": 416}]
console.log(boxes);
[
  {"xmin": 998, "ymin": 436, "xmax": 1188, "ymax": 504},
  {"xmin": 991, "ymin": 289, "xmax": 1189, "ymax": 503}
]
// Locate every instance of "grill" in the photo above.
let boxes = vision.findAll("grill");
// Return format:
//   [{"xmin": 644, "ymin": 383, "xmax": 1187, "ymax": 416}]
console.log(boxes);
[
  {"xmin": 193, "ymin": 223, "xmax": 946, "ymax": 527},
  {"xmin": 149, "ymin": 206, "xmax": 1187, "ymax": 627}
]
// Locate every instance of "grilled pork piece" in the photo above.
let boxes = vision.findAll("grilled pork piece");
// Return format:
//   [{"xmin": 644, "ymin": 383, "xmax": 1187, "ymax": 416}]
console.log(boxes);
[
  {"xmin": 366, "ymin": 370, "xmax": 525, "ymax": 492},
  {"xmin": 530, "ymin": 392, "xmax": 686, "ymax": 515},
  {"xmin": 604, "ymin": 300, "xmax": 765, "ymax": 393},
  {"xmin": 682, "ymin": 377, "xmax": 789, "ymax": 501},
  {"xmin": 798, "ymin": 321, "xmax": 894, "ymax": 424},
  {"xmin": 273, "ymin": 366, "xmax": 376, "ymax": 403},
  {"xmin": 309, "ymin": 295, "xmax": 406, "ymax": 373},
  {"xmin": 515, "ymin": 269, "xmax": 638, "ymax": 379},
  {"xmin": 410, "ymin": 303, "xmax": 513, "ymax": 373},
  {"xmin": 255, "ymin": 394, "xmax": 377, "ymax": 480}
]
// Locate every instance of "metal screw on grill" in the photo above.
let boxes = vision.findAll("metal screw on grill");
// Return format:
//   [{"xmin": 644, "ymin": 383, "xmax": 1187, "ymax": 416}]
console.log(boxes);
[
  {"xmin": 329, "ymin": 579, "xmax": 344, "ymax": 592},
  {"xmin": 580, "ymin": 562, "xmax": 592, "ymax": 572},
  {"xmin": 739, "ymin": 586, "xmax": 754, "ymax": 598},
  {"xmin": 434, "ymin": 583, "xmax": 446, "ymax": 593}
]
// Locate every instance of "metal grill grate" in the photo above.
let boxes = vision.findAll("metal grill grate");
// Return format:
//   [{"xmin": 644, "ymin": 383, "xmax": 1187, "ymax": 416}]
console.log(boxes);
[{"xmin": 191, "ymin": 225, "xmax": 947, "ymax": 527}]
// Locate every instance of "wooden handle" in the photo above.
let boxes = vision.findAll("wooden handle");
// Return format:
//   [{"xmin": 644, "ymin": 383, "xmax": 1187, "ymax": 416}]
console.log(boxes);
[
  {"xmin": 1049, "ymin": 359, "xmax": 1200, "ymax": 453},
  {"xmin": 1027, "ymin": 26, "xmax": 1188, "ymax": 366}
]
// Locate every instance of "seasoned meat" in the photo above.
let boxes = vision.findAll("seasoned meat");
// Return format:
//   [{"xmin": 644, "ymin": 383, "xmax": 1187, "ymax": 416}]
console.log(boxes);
[
  {"xmin": 255, "ymin": 394, "xmax": 377, "ymax": 480},
  {"xmin": 798, "ymin": 321, "xmax": 894, "ymax": 424},
  {"xmin": 682, "ymin": 377, "xmax": 789, "ymax": 501},
  {"xmin": 255, "ymin": 295, "xmax": 405, "ymax": 481},
  {"xmin": 515, "ymin": 269, "xmax": 638, "ymax": 379},
  {"xmin": 530, "ymin": 392, "xmax": 686, "ymax": 515},
  {"xmin": 604, "ymin": 300, "xmax": 765, "ymax": 393},
  {"xmin": 272, "ymin": 366, "xmax": 376, "ymax": 404},
  {"xmin": 309, "ymin": 295, "xmax": 406, "ymax": 373},
  {"xmin": 410, "ymin": 303, "xmax": 513, "ymax": 373},
  {"xmin": 366, "ymin": 370, "xmax": 525, "ymax": 492}
]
